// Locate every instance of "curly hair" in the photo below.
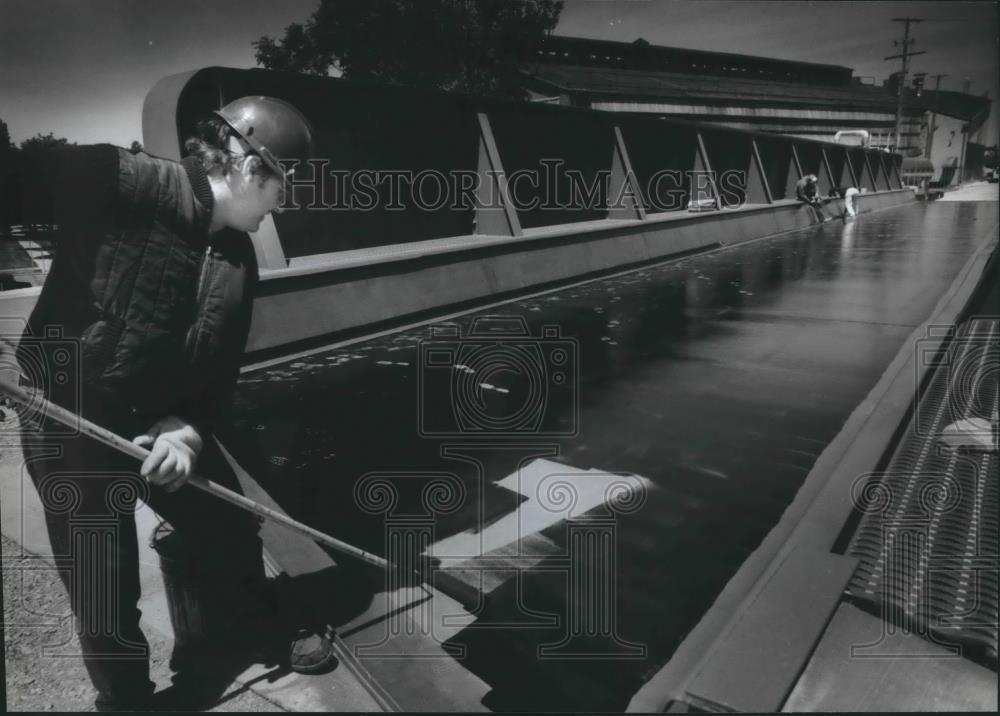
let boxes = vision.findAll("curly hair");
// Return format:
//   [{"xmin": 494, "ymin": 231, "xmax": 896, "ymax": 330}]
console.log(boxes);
[
  {"xmin": 183, "ymin": 116, "xmax": 236, "ymax": 176},
  {"xmin": 183, "ymin": 115, "xmax": 271, "ymax": 182}
]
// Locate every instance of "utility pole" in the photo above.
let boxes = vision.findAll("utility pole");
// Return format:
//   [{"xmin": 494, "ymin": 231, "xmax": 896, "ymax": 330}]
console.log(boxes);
[
  {"xmin": 885, "ymin": 17, "xmax": 926, "ymax": 153},
  {"xmin": 925, "ymin": 73, "xmax": 947, "ymax": 158},
  {"xmin": 958, "ymin": 80, "xmax": 972, "ymax": 183}
]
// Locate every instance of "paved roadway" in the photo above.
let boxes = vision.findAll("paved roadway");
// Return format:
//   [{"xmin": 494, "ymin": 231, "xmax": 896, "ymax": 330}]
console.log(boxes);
[{"xmin": 219, "ymin": 198, "xmax": 998, "ymax": 711}]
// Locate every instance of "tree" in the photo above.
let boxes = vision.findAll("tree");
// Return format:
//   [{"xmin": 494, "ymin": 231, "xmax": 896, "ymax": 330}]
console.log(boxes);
[
  {"xmin": 254, "ymin": 0, "xmax": 563, "ymax": 100},
  {"xmin": 0, "ymin": 119, "xmax": 12, "ymax": 152},
  {"xmin": 0, "ymin": 120, "xmax": 15, "ymax": 232},
  {"xmin": 19, "ymin": 132, "xmax": 75, "ymax": 152}
]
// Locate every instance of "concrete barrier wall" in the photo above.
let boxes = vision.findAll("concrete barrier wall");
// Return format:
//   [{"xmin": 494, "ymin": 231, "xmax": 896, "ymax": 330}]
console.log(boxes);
[{"xmin": 244, "ymin": 189, "xmax": 913, "ymax": 354}]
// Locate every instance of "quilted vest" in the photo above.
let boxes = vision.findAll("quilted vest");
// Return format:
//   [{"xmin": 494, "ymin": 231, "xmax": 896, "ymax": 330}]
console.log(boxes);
[{"xmin": 19, "ymin": 146, "xmax": 258, "ymax": 430}]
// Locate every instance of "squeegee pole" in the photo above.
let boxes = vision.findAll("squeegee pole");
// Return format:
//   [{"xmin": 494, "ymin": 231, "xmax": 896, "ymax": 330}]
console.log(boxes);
[{"xmin": 0, "ymin": 377, "xmax": 391, "ymax": 571}]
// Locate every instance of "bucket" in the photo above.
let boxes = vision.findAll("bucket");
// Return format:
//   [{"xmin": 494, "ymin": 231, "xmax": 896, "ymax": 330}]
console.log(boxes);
[
  {"xmin": 150, "ymin": 520, "xmax": 276, "ymax": 657},
  {"xmin": 150, "ymin": 520, "xmax": 212, "ymax": 650}
]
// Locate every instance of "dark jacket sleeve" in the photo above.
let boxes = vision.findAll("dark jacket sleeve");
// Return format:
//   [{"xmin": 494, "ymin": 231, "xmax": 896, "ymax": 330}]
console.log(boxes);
[
  {"xmin": 174, "ymin": 234, "xmax": 259, "ymax": 437},
  {"xmin": 4, "ymin": 144, "xmax": 120, "ymax": 233}
]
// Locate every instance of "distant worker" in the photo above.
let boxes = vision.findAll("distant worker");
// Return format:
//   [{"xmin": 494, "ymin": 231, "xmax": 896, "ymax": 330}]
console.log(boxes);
[
  {"xmin": 795, "ymin": 174, "xmax": 829, "ymax": 223},
  {"xmin": 829, "ymin": 186, "xmax": 861, "ymax": 219},
  {"xmin": 9, "ymin": 96, "xmax": 335, "ymax": 710},
  {"xmin": 842, "ymin": 186, "xmax": 861, "ymax": 218}
]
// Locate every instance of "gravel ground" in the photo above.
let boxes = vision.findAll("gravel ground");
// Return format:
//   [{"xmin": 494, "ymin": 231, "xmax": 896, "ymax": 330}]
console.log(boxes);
[{"xmin": 2, "ymin": 534, "xmax": 284, "ymax": 712}]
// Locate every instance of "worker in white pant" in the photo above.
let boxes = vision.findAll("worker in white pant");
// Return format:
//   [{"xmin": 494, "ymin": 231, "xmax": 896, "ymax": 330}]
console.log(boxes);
[{"xmin": 843, "ymin": 186, "xmax": 861, "ymax": 218}]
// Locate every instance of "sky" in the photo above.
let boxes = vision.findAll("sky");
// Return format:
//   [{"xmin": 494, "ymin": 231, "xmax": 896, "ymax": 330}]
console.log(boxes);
[{"xmin": 1, "ymin": 0, "xmax": 997, "ymax": 147}]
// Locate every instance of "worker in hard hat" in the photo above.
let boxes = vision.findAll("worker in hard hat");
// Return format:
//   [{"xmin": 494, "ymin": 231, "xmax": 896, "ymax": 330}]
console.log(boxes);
[
  {"xmin": 795, "ymin": 173, "xmax": 830, "ymax": 223},
  {"xmin": 10, "ymin": 96, "xmax": 333, "ymax": 710}
]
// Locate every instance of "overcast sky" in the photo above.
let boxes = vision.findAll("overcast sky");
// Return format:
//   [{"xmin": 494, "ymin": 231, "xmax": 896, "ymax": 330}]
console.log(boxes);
[{"xmin": 2, "ymin": 0, "xmax": 997, "ymax": 146}]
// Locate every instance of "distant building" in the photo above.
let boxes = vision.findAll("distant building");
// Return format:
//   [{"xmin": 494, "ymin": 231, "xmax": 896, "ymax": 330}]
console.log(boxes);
[{"xmin": 521, "ymin": 35, "xmax": 991, "ymax": 184}]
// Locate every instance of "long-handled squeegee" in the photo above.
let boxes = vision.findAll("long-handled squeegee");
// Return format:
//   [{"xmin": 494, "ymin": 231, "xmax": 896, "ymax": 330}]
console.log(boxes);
[{"xmin": 0, "ymin": 376, "xmax": 391, "ymax": 569}]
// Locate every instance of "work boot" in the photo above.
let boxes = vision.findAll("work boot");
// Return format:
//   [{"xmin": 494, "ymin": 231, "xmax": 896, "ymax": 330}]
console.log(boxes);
[
  {"xmin": 266, "ymin": 571, "xmax": 339, "ymax": 673},
  {"xmin": 227, "ymin": 610, "xmax": 337, "ymax": 674},
  {"xmin": 289, "ymin": 625, "xmax": 337, "ymax": 674},
  {"xmin": 235, "ymin": 623, "xmax": 337, "ymax": 674}
]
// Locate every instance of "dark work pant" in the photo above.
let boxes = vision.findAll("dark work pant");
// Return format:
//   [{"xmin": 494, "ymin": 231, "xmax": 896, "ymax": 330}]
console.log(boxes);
[{"xmin": 21, "ymin": 402, "xmax": 267, "ymax": 709}]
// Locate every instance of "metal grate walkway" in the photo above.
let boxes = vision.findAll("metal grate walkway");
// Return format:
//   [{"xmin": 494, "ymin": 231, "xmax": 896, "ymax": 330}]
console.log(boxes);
[{"xmin": 845, "ymin": 317, "xmax": 998, "ymax": 669}]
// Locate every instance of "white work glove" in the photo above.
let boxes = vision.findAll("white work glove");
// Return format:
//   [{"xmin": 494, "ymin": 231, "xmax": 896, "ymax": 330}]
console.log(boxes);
[{"xmin": 132, "ymin": 416, "xmax": 204, "ymax": 492}]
